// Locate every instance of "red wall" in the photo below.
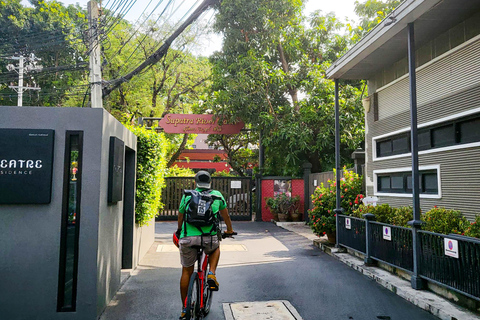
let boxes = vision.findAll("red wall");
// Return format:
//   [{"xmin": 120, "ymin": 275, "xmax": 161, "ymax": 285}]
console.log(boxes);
[{"xmin": 261, "ymin": 179, "xmax": 305, "ymax": 222}]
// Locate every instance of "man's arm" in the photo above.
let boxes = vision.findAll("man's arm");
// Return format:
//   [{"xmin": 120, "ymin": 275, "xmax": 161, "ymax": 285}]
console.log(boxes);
[
  {"xmin": 219, "ymin": 208, "xmax": 234, "ymax": 233},
  {"xmin": 177, "ymin": 212, "xmax": 184, "ymax": 232}
]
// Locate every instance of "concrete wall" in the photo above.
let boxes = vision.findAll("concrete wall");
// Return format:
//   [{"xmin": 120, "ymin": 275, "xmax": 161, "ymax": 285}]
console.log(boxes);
[{"xmin": 0, "ymin": 106, "xmax": 152, "ymax": 320}]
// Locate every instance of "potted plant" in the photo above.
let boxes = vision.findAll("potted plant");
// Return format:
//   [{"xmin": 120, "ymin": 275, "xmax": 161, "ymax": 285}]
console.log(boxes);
[
  {"xmin": 265, "ymin": 196, "xmax": 280, "ymax": 221},
  {"xmin": 266, "ymin": 193, "xmax": 300, "ymax": 222},
  {"xmin": 288, "ymin": 195, "xmax": 301, "ymax": 221}
]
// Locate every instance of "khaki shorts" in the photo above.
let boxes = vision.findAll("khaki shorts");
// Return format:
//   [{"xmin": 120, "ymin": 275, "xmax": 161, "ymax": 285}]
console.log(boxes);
[{"xmin": 179, "ymin": 235, "xmax": 220, "ymax": 267}]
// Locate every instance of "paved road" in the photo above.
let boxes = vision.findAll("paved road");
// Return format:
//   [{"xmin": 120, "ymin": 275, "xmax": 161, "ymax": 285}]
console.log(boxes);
[{"xmin": 100, "ymin": 221, "xmax": 438, "ymax": 320}]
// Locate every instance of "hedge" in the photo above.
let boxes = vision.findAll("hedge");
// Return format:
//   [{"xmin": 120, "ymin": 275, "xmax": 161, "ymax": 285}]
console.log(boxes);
[{"xmin": 128, "ymin": 125, "xmax": 169, "ymax": 226}]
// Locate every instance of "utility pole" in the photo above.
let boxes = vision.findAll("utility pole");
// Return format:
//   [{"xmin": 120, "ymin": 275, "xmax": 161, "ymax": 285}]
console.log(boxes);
[
  {"xmin": 6, "ymin": 54, "xmax": 43, "ymax": 107},
  {"xmin": 88, "ymin": 0, "xmax": 103, "ymax": 108}
]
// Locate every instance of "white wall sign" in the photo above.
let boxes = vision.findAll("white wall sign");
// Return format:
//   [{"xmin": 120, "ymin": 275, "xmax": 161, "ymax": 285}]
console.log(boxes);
[
  {"xmin": 362, "ymin": 196, "xmax": 378, "ymax": 207},
  {"xmin": 345, "ymin": 218, "xmax": 351, "ymax": 230},
  {"xmin": 314, "ymin": 180, "xmax": 318, "ymax": 187},
  {"xmin": 444, "ymin": 238, "xmax": 459, "ymax": 259},
  {"xmin": 230, "ymin": 181, "xmax": 242, "ymax": 189},
  {"xmin": 383, "ymin": 226, "xmax": 392, "ymax": 241}
]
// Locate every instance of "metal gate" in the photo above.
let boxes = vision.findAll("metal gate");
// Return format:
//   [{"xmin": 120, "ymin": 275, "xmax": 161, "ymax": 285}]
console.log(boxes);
[{"xmin": 157, "ymin": 177, "xmax": 253, "ymax": 221}]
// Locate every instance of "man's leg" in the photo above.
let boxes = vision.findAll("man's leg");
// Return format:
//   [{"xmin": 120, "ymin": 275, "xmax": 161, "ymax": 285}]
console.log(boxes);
[
  {"xmin": 208, "ymin": 247, "xmax": 220, "ymax": 274},
  {"xmin": 180, "ymin": 265, "xmax": 194, "ymax": 305},
  {"xmin": 207, "ymin": 247, "xmax": 220, "ymax": 290}
]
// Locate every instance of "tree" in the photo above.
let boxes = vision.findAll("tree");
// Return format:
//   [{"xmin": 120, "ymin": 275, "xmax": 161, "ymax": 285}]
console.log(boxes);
[
  {"xmin": 0, "ymin": 0, "xmax": 88, "ymax": 106},
  {"xmin": 208, "ymin": 1, "xmax": 365, "ymax": 175}
]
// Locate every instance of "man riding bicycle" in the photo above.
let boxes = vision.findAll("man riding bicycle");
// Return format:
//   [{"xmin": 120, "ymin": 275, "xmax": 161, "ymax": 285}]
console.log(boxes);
[{"xmin": 175, "ymin": 170, "xmax": 235, "ymax": 320}]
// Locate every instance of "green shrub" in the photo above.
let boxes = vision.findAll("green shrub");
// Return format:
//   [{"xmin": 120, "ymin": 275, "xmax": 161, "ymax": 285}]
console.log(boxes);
[
  {"xmin": 421, "ymin": 207, "xmax": 470, "ymax": 235},
  {"xmin": 309, "ymin": 167, "xmax": 364, "ymax": 236},
  {"xmin": 166, "ymin": 165, "xmax": 195, "ymax": 177},
  {"xmin": 464, "ymin": 215, "xmax": 480, "ymax": 238},
  {"xmin": 389, "ymin": 206, "xmax": 413, "ymax": 227},
  {"xmin": 211, "ymin": 170, "xmax": 235, "ymax": 177},
  {"xmin": 352, "ymin": 203, "xmax": 394, "ymax": 224},
  {"xmin": 128, "ymin": 125, "xmax": 169, "ymax": 226}
]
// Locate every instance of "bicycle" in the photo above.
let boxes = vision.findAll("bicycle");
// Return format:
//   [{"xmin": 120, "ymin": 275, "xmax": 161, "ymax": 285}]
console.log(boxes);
[{"xmin": 184, "ymin": 231, "xmax": 237, "ymax": 320}]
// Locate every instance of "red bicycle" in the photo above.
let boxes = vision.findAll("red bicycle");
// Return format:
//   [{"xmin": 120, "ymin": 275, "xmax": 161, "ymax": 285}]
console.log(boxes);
[{"xmin": 184, "ymin": 232, "xmax": 237, "ymax": 320}]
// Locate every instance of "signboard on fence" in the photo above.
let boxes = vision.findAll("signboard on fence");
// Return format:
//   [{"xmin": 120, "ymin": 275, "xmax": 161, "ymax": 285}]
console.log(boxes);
[
  {"xmin": 345, "ymin": 218, "xmax": 351, "ymax": 230},
  {"xmin": 444, "ymin": 238, "xmax": 459, "ymax": 258},
  {"xmin": 231, "ymin": 181, "xmax": 242, "ymax": 189},
  {"xmin": 383, "ymin": 226, "xmax": 392, "ymax": 241}
]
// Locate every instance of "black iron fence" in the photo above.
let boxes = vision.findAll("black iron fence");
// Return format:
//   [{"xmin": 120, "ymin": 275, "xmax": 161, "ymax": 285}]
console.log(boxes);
[
  {"xmin": 337, "ymin": 214, "xmax": 480, "ymax": 301},
  {"xmin": 337, "ymin": 215, "xmax": 366, "ymax": 254},
  {"xmin": 419, "ymin": 231, "xmax": 480, "ymax": 300},
  {"xmin": 370, "ymin": 222, "xmax": 414, "ymax": 272}
]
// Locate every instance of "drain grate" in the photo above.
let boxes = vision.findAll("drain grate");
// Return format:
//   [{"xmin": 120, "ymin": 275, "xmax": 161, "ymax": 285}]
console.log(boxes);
[{"xmin": 223, "ymin": 301, "xmax": 303, "ymax": 320}]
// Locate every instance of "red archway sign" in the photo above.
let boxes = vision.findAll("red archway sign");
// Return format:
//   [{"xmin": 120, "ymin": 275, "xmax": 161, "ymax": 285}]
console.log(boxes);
[{"xmin": 158, "ymin": 114, "xmax": 244, "ymax": 134}]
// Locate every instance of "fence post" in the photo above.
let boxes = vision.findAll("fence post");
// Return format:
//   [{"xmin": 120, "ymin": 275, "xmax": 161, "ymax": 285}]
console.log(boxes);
[
  {"xmin": 363, "ymin": 213, "xmax": 376, "ymax": 266},
  {"xmin": 303, "ymin": 162, "xmax": 312, "ymax": 223},
  {"xmin": 334, "ymin": 208, "xmax": 344, "ymax": 248},
  {"xmin": 255, "ymin": 174, "xmax": 262, "ymax": 222}
]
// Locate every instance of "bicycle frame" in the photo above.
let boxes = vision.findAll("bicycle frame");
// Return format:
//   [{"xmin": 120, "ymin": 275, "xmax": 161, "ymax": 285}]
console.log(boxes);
[{"xmin": 197, "ymin": 249, "xmax": 209, "ymax": 310}]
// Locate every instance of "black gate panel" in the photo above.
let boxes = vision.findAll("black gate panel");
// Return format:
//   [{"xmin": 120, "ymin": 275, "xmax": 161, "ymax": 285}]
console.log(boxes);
[{"xmin": 157, "ymin": 177, "xmax": 253, "ymax": 221}]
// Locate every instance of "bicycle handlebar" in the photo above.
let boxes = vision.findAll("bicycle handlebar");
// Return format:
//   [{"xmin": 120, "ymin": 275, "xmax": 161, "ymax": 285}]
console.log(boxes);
[{"xmin": 221, "ymin": 231, "xmax": 237, "ymax": 239}]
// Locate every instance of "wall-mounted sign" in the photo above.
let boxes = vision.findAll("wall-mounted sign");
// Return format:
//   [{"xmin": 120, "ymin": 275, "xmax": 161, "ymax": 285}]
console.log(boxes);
[
  {"xmin": 230, "ymin": 181, "xmax": 242, "ymax": 189},
  {"xmin": 158, "ymin": 114, "xmax": 244, "ymax": 134},
  {"xmin": 345, "ymin": 218, "xmax": 351, "ymax": 230},
  {"xmin": 314, "ymin": 180, "xmax": 318, "ymax": 187},
  {"xmin": 444, "ymin": 238, "xmax": 459, "ymax": 259},
  {"xmin": 383, "ymin": 226, "xmax": 392, "ymax": 241},
  {"xmin": 0, "ymin": 129, "xmax": 55, "ymax": 204},
  {"xmin": 362, "ymin": 196, "xmax": 378, "ymax": 207},
  {"xmin": 108, "ymin": 137, "xmax": 124, "ymax": 203}
]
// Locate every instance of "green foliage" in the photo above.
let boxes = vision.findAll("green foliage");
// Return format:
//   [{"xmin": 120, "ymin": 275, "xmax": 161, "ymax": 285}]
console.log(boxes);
[
  {"xmin": 352, "ymin": 203, "xmax": 393, "ymax": 223},
  {"xmin": 421, "ymin": 207, "xmax": 470, "ymax": 235},
  {"xmin": 211, "ymin": 170, "xmax": 235, "ymax": 177},
  {"xmin": 0, "ymin": 0, "xmax": 87, "ymax": 106},
  {"xmin": 165, "ymin": 165, "xmax": 195, "ymax": 177},
  {"xmin": 389, "ymin": 206, "xmax": 413, "ymax": 227},
  {"xmin": 309, "ymin": 168, "xmax": 364, "ymax": 235},
  {"xmin": 465, "ymin": 215, "xmax": 480, "ymax": 238},
  {"xmin": 349, "ymin": 0, "xmax": 401, "ymax": 43},
  {"xmin": 128, "ymin": 125, "xmax": 169, "ymax": 226},
  {"xmin": 265, "ymin": 193, "xmax": 300, "ymax": 217},
  {"xmin": 210, "ymin": 2, "xmax": 365, "ymax": 175}
]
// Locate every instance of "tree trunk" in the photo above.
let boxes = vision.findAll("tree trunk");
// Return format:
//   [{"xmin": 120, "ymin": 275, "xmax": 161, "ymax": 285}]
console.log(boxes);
[
  {"xmin": 167, "ymin": 133, "xmax": 189, "ymax": 167},
  {"xmin": 277, "ymin": 42, "xmax": 299, "ymax": 109}
]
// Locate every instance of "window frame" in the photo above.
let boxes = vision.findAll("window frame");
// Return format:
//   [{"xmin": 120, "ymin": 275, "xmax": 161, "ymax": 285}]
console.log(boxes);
[
  {"xmin": 373, "ymin": 165, "xmax": 441, "ymax": 199},
  {"xmin": 57, "ymin": 131, "xmax": 83, "ymax": 312},
  {"xmin": 372, "ymin": 109, "xmax": 480, "ymax": 161}
]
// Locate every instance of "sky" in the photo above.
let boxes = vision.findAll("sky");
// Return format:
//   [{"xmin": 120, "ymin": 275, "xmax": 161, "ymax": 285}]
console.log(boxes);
[{"xmin": 22, "ymin": 0, "xmax": 358, "ymax": 55}]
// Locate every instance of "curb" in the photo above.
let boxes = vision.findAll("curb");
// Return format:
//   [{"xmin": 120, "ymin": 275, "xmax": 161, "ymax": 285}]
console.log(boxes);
[{"xmin": 313, "ymin": 239, "xmax": 480, "ymax": 320}]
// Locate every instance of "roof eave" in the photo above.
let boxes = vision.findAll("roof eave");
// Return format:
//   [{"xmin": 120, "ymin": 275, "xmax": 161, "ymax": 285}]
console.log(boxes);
[{"xmin": 326, "ymin": 0, "xmax": 442, "ymax": 80}]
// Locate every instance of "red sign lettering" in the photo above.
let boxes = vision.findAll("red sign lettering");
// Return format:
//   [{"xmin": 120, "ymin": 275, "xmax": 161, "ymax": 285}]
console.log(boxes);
[{"xmin": 158, "ymin": 114, "xmax": 244, "ymax": 134}]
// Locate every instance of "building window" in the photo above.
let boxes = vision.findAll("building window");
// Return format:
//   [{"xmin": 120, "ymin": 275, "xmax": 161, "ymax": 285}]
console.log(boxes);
[
  {"xmin": 375, "ymin": 168, "xmax": 439, "ymax": 196},
  {"xmin": 376, "ymin": 133, "xmax": 410, "ymax": 157},
  {"xmin": 57, "ymin": 132, "xmax": 83, "ymax": 312},
  {"xmin": 375, "ymin": 113, "xmax": 480, "ymax": 159}
]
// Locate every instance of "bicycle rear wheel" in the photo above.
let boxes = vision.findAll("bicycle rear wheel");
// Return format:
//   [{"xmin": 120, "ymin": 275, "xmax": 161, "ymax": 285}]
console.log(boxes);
[
  {"xmin": 202, "ymin": 285, "xmax": 213, "ymax": 316},
  {"xmin": 186, "ymin": 272, "xmax": 200, "ymax": 320}
]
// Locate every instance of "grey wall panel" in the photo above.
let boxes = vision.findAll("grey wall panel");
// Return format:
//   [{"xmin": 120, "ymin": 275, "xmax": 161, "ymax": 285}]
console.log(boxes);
[
  {"xmin": 377, "ymin": 38, "xmax": 480, "ymax": 121},
  {"xmin": 0, "ymin": 106, "xmax": 138, "ymax": 320},
  {"xmin": 364, "ymin": 39, "xmax": 480, "ymax": 220}
]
